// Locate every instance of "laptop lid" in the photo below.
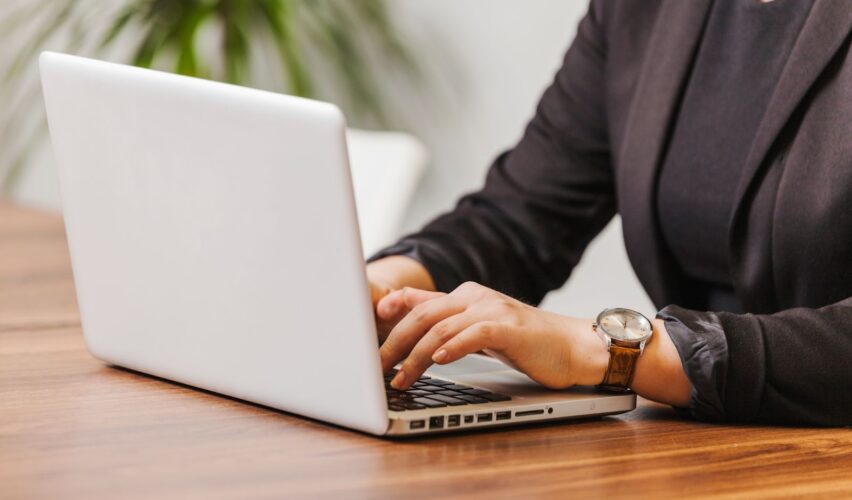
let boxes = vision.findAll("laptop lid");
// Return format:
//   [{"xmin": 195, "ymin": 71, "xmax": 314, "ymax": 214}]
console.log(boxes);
[{"xmin": 40, "ymin": 52, "xmax": 389, "ymax": 435}]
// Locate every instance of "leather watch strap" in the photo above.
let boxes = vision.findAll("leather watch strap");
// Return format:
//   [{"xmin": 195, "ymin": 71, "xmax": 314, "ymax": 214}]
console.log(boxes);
[{"xmin": 599, "ymin": 343, "xmax": 641, "ymax": 392}]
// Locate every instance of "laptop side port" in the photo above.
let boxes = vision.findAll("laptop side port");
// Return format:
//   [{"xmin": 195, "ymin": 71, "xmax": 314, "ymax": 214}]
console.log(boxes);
[
  {"xmin": 515, "ymin": 409, "xmax": 545, "ymax": 417},
  {"xmin": 447, "ymin": 415, "xmax": 460, "ymax": 427},
  {"xmin": 463, "ymin": 415, "xmax": 474, "ymax": 424},
  {"xmin": 410, "ymin": 419, "xmax": 426, "ymax": 429},
  {"xmin": 495, "ymin": 411, "xmax": 511, "ymax": 421},
  {"xmin": 477, "ymin": 413, "xmax": 493, "ymax": 422},
  {"xmin": 429, "ymin": 416, "xmax": 445, "ymax": 429}
]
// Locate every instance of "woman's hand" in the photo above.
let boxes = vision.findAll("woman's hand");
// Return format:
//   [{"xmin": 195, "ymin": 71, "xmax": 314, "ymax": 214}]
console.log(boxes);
[
  {"xmin": 366, "ymin": 256, "xmax": 438, "ymax": 341},
  {"xmin": 371, "ymin": 282, "xmax": 443, "ymax": 342},
  {"xmin": 379, "ymin": 281, "xmax": 611, "ymax": 390}
]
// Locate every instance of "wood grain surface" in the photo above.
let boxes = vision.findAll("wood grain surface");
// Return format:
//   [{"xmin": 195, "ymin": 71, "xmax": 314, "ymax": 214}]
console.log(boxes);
[{"xmin": 2, "ymin": 202, "xmax": 851, "ymax": 499}]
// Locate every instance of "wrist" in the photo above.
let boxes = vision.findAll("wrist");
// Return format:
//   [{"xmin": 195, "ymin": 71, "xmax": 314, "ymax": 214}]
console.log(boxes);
[
  {"xmin": 573, "ymin": 318, "xmax": 610, "ymax": 387},
  {"xmin": 586, "ymin": 339, "xmax": 610, "ymax": 387},
  {"xmin": 629, "ymin": 318, "xmax": 691, "ymax": 407}
]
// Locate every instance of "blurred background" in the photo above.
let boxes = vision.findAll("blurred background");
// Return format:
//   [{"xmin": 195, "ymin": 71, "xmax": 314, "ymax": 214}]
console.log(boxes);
[{"xmin": 0, "ymin": 0, "xmax": 653, "ymax": 317}]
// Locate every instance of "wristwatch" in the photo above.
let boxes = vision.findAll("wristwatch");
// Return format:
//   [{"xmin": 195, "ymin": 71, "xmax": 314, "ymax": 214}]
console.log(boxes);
[{"xmin": 592, "ymin": 308, "xmax": 654, "ymax": 392}]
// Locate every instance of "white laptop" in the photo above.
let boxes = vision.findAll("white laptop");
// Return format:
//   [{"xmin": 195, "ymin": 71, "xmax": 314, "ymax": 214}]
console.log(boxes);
[{"xmin": 40, "ymin": 52, "xmax": 635, "ymax": 436}]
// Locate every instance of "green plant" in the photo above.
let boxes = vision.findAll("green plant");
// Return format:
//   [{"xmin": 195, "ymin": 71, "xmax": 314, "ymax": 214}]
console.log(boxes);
[{"xmin": 0, "ymin": 0, "xmax": 418, "ymax": 193}]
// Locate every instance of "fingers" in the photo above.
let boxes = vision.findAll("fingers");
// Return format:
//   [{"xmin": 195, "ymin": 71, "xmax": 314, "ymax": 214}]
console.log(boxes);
[
  {"xmin": 370, "ymin": 281, "xmax": 391, "ymax": 306},
  {"xmin": 374, "ymin": 287, "xmax": 445, "ymax": 342},
  {"xmin": 432, "ymin": 321, "xmax": 510, "ymax": 365},
  {"xmin": 391, "ymin": 311, "xmax": 478, "ymax": 388},
  {"xmin": 380, "ymin": 292, "xmax": 462, "ymax": 374},
  {"xmin": 401, "ymin": 286, "xmax": 447, "ymax": 309},
  {"xmin": 376, "ymin": 287, "xmax": 444, "ymax": 320}
]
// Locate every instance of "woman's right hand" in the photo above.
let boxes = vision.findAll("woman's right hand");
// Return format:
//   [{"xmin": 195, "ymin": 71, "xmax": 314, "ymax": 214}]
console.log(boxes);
[{"xmin": 366, "ymin": 256, "xmax": 438, "ymax": 341}]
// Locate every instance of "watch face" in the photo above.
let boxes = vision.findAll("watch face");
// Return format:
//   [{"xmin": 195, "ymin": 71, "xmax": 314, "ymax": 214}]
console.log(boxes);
[{"xmin": 597, "ymin": 308, "xmax": 652, "ymax": 342}]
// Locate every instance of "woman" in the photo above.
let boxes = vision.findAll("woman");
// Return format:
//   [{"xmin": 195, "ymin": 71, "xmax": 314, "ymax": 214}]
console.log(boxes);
[{"xmin": 367, "ymin": 0, "xmax": 852, "ymax": 426}]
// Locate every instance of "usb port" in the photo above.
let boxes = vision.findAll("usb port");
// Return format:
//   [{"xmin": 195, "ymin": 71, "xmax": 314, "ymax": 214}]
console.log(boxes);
[
  {"xmin": 464, "ymin": 415, "xmax": 474, "ymax": 424},
  {"xmin": 447, "ymin": 415, "xmax": 460, "ymax": 427},
  {"xmin": 496, "ymin": 411, "xmax": 511, "ymax": 421},
  {"xmin": 410, "ymin": 419, "xmax": 425, "ymax": 429},
  {"xmin": 477, "ymin": 413, "xmax": 493, "ymax": 422},
  {"xmin": 429, "ymin": 416, "xmax": 444, "ymax": 429}
]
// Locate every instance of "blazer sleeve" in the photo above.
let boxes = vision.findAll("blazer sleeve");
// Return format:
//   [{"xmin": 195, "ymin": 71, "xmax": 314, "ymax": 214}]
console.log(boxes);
[
  {"xmin": 371, "ymin": 3, "xmax": 615, "ymax": 304},
  {"xmin": 659, "ymin": 298, "xmax": 852, "ymax": 426}
]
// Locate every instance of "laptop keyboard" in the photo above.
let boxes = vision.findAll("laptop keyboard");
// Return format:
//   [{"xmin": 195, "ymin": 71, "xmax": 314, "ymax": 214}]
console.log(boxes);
[{"xmin": 384, "ymin": 368, "xmax": 511, "ymax": 411}]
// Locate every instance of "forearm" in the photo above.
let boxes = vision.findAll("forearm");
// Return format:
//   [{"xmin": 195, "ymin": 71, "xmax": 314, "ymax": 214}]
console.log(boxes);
[
  {"xmin": 659, "ymin": 301, "xmax": 852, "ymax": 425},
  {"xmin": 366, "ymin": 3, "xmax": 615, "ymax": 304},
  {"xmin": 629, "ymin": 319, "xmax": 692, "ymax": 407},
  {"xmin": 367, "ymin": 256, "xmax": 693, "ymax": 407}
]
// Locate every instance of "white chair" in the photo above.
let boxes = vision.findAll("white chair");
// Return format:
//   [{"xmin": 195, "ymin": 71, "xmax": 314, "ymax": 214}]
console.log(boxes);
[{"xmin": 346, "ymin": 128, "xmax": 428, "ymax": 256}]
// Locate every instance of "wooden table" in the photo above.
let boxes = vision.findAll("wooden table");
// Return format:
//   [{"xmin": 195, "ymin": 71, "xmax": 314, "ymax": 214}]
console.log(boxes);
[{"xmin": 2, "ymin": 203, "xmax": 851, "ymax": 499}]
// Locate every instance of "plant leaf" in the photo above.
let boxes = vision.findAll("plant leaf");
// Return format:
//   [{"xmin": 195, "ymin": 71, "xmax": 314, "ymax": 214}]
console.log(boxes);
[
  {"xmin": 217, "ymin": 0, "xmax": 251, "ymax": 84},
  {"xmin": 0, "ymin": 0, "xmax": 425, "ymax": 193},
  {"xmin": 97, "ymin": 3, "xmax": 143, "ymax": 50},
  {"xmin": 256, "ymin": 0, "xmax": 312, "ymax": 96},
  {"xmin": 4, "ymin": 0, "xmax": 76, "ymax": 83}
]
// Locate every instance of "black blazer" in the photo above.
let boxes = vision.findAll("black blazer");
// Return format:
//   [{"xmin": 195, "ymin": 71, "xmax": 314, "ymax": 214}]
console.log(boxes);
[{"xmin": 374, "ymin": 1, "xmax": 852, "ymax": 425}]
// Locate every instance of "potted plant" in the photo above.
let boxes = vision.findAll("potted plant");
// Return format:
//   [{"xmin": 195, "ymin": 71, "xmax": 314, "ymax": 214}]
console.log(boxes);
[{"xmin": 0, "ymin": 0, "xmax": 419, "ymax": 192}]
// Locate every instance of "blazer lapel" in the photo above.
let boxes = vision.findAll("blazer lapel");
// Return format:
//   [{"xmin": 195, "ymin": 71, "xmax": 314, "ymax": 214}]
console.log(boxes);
[
  {"xmin": 728, "ymin": 1, "xmax": 852, "ymax": 303},
  {"xmin": 618, "ymin": 0, "xmax": 711, "ymax": 307}
]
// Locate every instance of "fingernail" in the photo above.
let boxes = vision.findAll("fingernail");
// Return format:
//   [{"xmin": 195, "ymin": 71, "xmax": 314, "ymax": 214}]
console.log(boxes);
[
  {"xmin": 390, "ymin": 369, "xmax": 407, "ymax": 389},
  {"xmin": 380, "ymin": 297, "xmax": 399, "ymax": 317},
  {"xmin": 433, "ymin": 349, "xmax": 448, "ymax": 363}
]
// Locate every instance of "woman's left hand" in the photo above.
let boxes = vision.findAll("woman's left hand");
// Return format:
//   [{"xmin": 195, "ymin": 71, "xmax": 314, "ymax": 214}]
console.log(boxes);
[{"xmin": 378, "ymin": 281, "xmax": 610, "ymax": 390}]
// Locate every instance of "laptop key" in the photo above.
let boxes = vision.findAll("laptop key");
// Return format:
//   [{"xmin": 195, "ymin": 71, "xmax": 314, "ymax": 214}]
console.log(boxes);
[
  {"xmin": 426, "ymin": 379, "xmax": 453, "ymax": 386},
  {"xmin": 389, "ymin": 404, "xmax": 406, "ymax": 411},
  {"xmin": 413, "ymin": 397, "xmax": 448, "ymax": 408},
  {"xmin": 461, "ymin": 389, "xmax": 490, "ymax": 396},
  {"xmin": 401, "ymin": 401, "xmax": 427, "ymax": 410},
  {"xmin": 426, "ymin": 394, "xmax": 468, "ymax": 406},
  {"xmin": 417, "ymin": 385, "xmax": 444, "ymax": 392},
  {"xmin": 456, "ymin": 395, "xmax": 489, "ymax": 404},
  {"xmin": 443, "ymin": 384, "xmax": 473, "ymax": 391},
  {"xmin": 481, "ymin": 393, "xmax": 512, "ymax": 402},
  {"xmin": 436, "ymin": 390, "xmax": 464, "ymax": 396},
  {"xmin": 406, "ymin": 389, "xmax": 431, "ymax": 397}
]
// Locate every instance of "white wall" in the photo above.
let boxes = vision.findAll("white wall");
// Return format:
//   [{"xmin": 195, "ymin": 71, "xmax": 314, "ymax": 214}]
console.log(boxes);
[
  {"xmin": 8, "ymin": 0, "xmax": 655, "ymax": 318},
  {"xmin": 389, "ymin": 1, "xmax": 655, "ymax": 317}
]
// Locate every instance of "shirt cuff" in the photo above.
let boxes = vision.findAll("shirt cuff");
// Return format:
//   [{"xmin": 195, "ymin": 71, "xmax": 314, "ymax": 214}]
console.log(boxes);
[
  {"xmin": 656, "ymin": 305, "xmax": 729, "ymax": 422},
  {"xmin": 367, "ymin": 239, "xmax": 460, "ymax": 293}
]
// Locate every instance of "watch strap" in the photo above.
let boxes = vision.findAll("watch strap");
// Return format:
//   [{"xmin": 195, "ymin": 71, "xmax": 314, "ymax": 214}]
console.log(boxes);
[{"xmin": 599, "ymin": 343, "xmax": 641, "ymax": 392}]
